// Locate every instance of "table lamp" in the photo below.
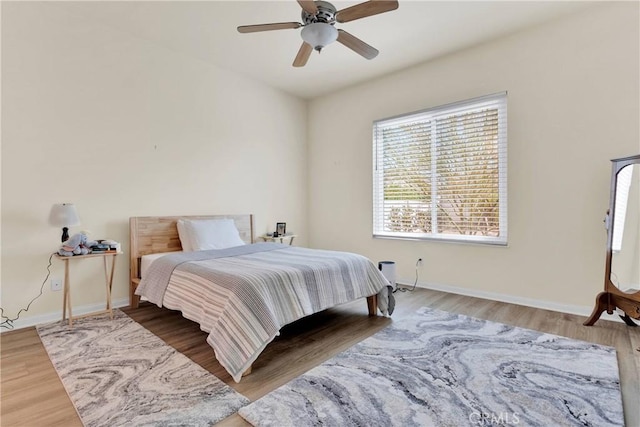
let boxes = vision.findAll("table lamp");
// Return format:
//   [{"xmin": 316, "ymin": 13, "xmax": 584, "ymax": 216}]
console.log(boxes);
[{"xmin": 49, "ymin": 203, "xmax": 81, "ymax": 242}]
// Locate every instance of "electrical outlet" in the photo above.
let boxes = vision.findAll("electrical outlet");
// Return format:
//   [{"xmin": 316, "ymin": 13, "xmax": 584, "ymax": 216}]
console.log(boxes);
[
  {"xmin": 417, "ymin": 258, "xmax": 424, "ymax": 267},
  {"xmin": 50, "ymin": 278, "xmax": 63, "ymax": 292}
]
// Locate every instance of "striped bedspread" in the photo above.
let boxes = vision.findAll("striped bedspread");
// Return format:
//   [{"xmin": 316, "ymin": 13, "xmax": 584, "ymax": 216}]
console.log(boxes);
[{"xmin": 136, "ymin": 243, "xmax": 389, "ymax": 382}]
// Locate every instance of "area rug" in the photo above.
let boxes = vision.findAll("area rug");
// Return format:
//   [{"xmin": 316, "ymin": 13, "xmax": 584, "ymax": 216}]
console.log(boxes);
[
  {"xmin": 239, "ymin": 307, "xmax": 623, "ymax": 427},
  {"xmin": 36, "ymin": 309, "xmax": 249, "ymax": 427}
]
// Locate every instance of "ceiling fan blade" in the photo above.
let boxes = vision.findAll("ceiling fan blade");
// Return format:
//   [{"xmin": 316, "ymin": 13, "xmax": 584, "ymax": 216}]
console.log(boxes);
[
  {"xmin": 237, "ymin": 22, "xmax": 302, "ymax": 33},
  {"xmin": 293, "ymin": 42, "xmax": 313, "ymax": 67},
  {"xmin": 337, "ymin": 29, "xmax": 379, "ymax": 60},
  {"xmin": 297, "ymin": 0, "xmax": 318, "ymax": 15},
  {"xmin": 335, "ymin": 0, "xmax": 399, "ymax": 23}
]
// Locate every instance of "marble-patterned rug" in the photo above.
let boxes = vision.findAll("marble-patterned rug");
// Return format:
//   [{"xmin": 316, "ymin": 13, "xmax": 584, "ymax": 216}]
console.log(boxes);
[
  {"xmin": 37, "ymin": 309, "xmax": 249, "ymax": 427},
  {"xmin": 239, "ymin": 307, "xmax": 623, "ymax": 427}
]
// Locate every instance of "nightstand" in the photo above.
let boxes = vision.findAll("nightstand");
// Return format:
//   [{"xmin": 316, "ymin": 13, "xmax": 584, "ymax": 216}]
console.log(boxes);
[
  {"xmin": 55, "ymin": 251, "xmax": 120, "ymax": 327},
  {"xmin": 259, "ymin": 234, "xmax": 297, "ymax": 245}
]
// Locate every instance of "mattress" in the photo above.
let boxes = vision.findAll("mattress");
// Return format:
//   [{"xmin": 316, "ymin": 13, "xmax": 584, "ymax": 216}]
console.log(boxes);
[{"xmin": 140, "ymin": 251, "xmax": 181, "ymax": 278}]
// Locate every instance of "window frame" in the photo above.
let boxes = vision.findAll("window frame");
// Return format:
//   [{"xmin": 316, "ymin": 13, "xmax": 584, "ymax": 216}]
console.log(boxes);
[{"xmin": 372, "ymin": 92, "xmax": 508, "ymax": 245}]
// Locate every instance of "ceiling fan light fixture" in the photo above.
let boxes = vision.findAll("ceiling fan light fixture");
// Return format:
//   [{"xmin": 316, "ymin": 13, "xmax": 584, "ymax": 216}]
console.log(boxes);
[{"xmin": 301, "ymin": 22, "xmax": 338, "ymax": 52}]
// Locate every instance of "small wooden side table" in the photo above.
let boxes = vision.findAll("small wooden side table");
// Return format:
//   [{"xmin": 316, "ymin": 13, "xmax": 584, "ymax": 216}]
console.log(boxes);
[
  {"xmin": 55, "ymin": 252, "xmax": 121, "ymax": 327},
  {"xmin": 259, "ymin": 234, "xmax": 297, "ymax": 245}
]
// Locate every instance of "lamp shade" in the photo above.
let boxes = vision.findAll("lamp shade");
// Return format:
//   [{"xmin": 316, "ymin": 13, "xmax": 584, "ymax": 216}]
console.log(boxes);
[
  {"xmin": 301, "ymin": 22, "xmax": 338, "ymax": 51},
  {"xmin": 49, "ymin": 203, "xmax": 80, "ymax": 227}
]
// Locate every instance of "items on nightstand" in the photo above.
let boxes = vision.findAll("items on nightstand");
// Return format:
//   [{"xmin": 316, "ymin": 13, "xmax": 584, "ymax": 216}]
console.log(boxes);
[
  {"xmin": 264, "ymin": 223, "xmax": 294, "ymax": 244},
  {"xmin": 57, "ymin": 234, "xmax": 121, "ymax": 256},
  {"xmin": 92, "ymin": 240, "xmax": 121, "ymax": 253},
  {"xmin": 57, "ymin": 232, "xmax": 98, "ymax": 256}
]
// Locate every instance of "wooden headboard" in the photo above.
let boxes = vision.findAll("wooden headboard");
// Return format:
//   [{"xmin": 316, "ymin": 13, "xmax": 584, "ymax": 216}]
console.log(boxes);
[{"xmin": 128, "ymin": 214, "xmax": 254, "ymax": 306}]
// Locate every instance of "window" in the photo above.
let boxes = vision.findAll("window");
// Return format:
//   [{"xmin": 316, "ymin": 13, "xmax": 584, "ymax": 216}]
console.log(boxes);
[{"xmin": 373, "ymin": 93, "xmax": 507, "ymax": 245}]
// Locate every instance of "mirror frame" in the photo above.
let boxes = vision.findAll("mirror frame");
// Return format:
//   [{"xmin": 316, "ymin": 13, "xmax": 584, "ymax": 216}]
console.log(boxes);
[{"xmin": 585, "ymin": 154, "xmax": 640, "ymax": 326}]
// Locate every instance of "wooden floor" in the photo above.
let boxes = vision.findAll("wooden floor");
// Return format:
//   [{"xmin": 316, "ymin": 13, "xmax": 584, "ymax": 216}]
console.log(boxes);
[{"xmin": 1, "ymin": 288, "xmax": 638, "ymax": 426}]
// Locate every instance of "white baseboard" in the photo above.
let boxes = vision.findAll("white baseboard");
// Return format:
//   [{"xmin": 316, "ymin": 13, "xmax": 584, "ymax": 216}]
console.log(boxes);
[
  {"xmin": 3, "ymin": 282, "xmax": 626, "ymax": 332},
  {"xmin": 0, "ymin": 298, "xmax": 130, "ymax": 333},
  {"xmin": 397, "ymin": 279, "xmax": 625, "ymax": 324}
]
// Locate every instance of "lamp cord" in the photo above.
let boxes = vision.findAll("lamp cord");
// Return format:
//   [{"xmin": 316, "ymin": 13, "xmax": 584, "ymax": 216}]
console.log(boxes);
[
  {"xmin": 0, "ymin": 252, "xmax": 55, "ymax": 330},
  {"xmin": 395, "ymin": 259, "xmax": 420, "ymax": 293}
]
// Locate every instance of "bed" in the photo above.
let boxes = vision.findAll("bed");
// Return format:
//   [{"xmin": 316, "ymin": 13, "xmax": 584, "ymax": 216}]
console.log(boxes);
[{"xmin": 129, "ymin": 214, "xmax": 390, "ymax": 382}]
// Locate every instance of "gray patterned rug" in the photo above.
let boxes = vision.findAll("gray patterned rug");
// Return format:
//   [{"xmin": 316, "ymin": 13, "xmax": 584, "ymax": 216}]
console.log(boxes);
[
  {"xmin": 239, "ymin": 307, "xmax": 623, "ymax": 427},
  {"xmin": 37, "ymin": 309, "xmax": 249, "ymax": 427}
]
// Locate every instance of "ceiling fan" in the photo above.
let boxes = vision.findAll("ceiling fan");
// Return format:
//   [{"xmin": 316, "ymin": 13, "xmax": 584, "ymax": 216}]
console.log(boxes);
[{"xmin": 237, "ymin": 0, "xmax": 399, "ymax": 67}]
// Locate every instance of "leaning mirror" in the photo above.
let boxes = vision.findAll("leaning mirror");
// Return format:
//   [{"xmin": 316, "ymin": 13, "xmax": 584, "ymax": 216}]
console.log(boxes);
[
  {"xmin": 585, "ymin": 154, "xmax": 640, "ymax": 326},
  {"xmin": 610, "ymin": 163, "xmax": 639, "ymax": 294}
]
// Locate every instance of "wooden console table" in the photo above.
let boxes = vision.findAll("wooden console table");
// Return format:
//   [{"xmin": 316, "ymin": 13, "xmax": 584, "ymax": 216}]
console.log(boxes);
[{"xmin": 55, "ymin": 252, "xmax": 120, "ymax": 327}]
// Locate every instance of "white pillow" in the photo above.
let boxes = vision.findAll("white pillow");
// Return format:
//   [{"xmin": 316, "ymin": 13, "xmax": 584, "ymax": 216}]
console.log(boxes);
[
  {"xmin": 182, "ymin": 219, "xmax": 246, "ymax": 251},
  {"xmin": 177, "ymin": 219, "xmax": 194, "ymax": 252}
]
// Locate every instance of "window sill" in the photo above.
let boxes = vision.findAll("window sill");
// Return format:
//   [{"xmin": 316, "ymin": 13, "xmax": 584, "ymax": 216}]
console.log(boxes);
[{"xmin": 373, "ymin": 233, "xmax": 508, "ymax": 246}]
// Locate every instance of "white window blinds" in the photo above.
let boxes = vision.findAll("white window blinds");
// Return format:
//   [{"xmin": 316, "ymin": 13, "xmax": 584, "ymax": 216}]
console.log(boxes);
[{"xmin": 373, "ymin": 92, "xmax": 508, "ymax": 244}]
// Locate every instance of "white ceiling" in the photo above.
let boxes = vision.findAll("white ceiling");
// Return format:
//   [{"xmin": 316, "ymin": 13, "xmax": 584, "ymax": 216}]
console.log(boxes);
[{"xmin": 60, "ymin": 1, "xmax": 597, "ymax": 99}]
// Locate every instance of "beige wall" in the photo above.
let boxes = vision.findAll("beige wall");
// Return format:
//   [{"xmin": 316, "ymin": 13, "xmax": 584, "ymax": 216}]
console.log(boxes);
[
  {"xmin": 307, "ymin": 2, "xmax": 640, "ymax": 310},
  {"xmin": 1, "ymin": 3, "xmax": 308, "ymax": 327}
]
